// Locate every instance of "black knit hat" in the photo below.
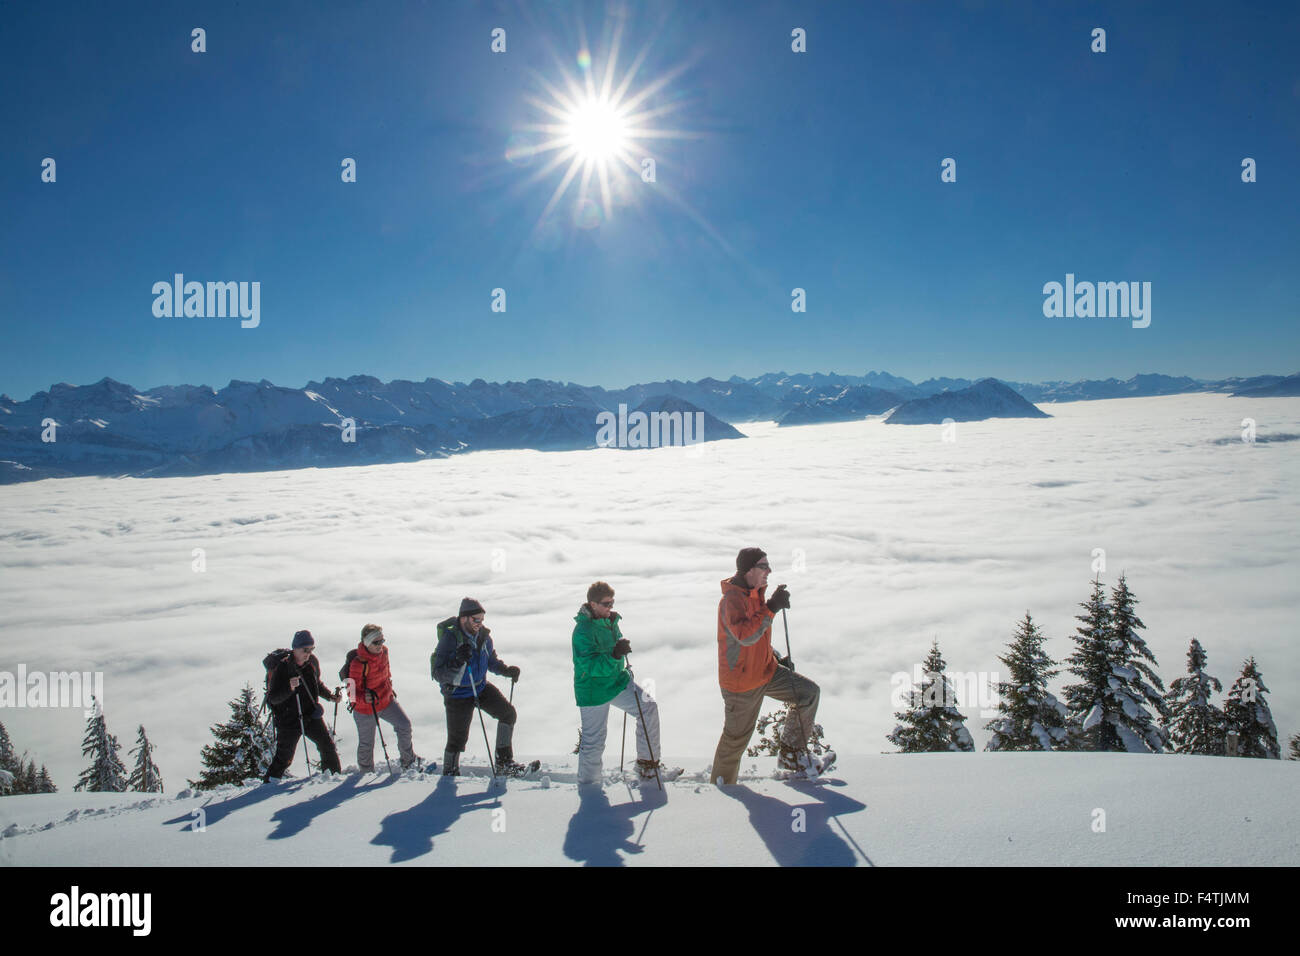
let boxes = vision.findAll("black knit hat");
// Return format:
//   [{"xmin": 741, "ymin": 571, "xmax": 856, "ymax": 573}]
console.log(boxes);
[
  {"xmin": 735, "ymin": 548, "xmax": 768, "ymax": 575},
  {"xmin": 459, "ymin": 597, "xmax": 485, "ymax": 617}
]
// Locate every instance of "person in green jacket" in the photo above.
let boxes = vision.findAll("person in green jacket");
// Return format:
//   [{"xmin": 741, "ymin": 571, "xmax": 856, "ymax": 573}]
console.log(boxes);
[{"xmin": 573, "ymin": 581, "xmax": 680, "ymax": 785}]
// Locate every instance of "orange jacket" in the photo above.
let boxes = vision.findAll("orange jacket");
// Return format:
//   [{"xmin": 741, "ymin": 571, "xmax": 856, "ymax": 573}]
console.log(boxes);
[{"xmin": 716, "ymin": 577, "xmax": 777, "ymax": 693}]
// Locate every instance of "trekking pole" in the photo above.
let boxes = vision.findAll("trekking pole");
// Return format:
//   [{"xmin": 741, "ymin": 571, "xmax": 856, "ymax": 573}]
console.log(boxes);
[
  {"xmin": 468, "ymin": 669, "xmax": 498, "ymax": 779},
  {"xmin": 781, "ymin": 609, "xmax": 812, "ymax": 760},
  {"xmin": 625, "ymin": 660, "xmax": 661, "ymax": 791},
  {"xmin": 370, "ymin": 691, "xmax": 392, "ymax": 774},
  {"xmin": 620, "ymin": 712, "xmax": 627, "ymax": 775},
  {"xmin": 294, "ymin": 687, "xmax": 313, "ymax": 776},
  {"xmin": 331, "ymin": 687, "xmax": 340, "ymax": 737},
  {"xmin": 509, "ymin": 677, "xmax": 516, "ymax": 704}
]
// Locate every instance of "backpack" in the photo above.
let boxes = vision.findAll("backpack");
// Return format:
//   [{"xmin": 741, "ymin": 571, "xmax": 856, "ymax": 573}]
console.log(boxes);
[
  {"xmin": 339, "ymin": 649, "xmax": 360, "ymax": 712},
  {"xmin": 262, "ymin": 648, "xmax": 292, "ymax": 708}
]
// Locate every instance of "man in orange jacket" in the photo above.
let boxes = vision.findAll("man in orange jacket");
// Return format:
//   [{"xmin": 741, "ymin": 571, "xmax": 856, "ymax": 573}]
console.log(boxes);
[{"xmin": 711, "ymin": 547, "xmax": 823, "ymax": 784}]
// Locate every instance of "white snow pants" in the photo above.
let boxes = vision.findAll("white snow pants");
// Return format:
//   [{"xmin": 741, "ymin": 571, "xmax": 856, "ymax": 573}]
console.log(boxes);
[{"xmin": 578, "ymin": 682, "xmax": 660, "ymax": 785}]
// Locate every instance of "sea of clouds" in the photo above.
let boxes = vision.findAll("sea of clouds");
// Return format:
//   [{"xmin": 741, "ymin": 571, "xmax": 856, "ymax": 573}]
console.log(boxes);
[{"xmin": 1, "ymin": 393, "xmax": 1297, "ymax": 786}]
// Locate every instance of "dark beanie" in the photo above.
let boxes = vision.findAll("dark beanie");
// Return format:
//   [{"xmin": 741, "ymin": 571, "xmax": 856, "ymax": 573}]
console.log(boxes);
[
  {"xmin": 459, "ymin": 597, "xmax": 485, "ymax": 617},
  {"xmin": 735, "ymin": 548, "xmax": 767, "ymax": 575},
  {"xmin": 292, "ymin": 629, "xmax": 315, "ymax": 649}
]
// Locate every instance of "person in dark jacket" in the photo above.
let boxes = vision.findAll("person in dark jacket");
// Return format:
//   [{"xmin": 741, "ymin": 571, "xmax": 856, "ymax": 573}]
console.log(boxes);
[
  {"xmin": 430, "ymin": 597, "xmax": 522, "ymax": 776},
  {"xmin": 264, "ymin": 630, "xmax": 343, "ymax": 781}
]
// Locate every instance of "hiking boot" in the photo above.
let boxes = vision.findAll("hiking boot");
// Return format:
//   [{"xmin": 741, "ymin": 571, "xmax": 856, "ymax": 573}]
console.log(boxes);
[{"xmin": 442, "ymin": 750, "xmax": 460, "ymax": 776}]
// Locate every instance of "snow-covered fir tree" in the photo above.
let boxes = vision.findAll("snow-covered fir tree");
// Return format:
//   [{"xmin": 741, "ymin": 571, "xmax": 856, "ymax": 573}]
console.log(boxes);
[
  {"xmin": 127, "ymin": 725, "xmax": 164, "ymax": 793},
  {"xmin": 193, "ymin": 685, "xmax": 276, "ymax": 789},
  {"xmin": 1162, "ymin": 638, "xmax": 1225, "ymax": 755},
  {"xmin": 1222, "ymin": 658, "xmax": 1280, "ymax": 759},
  {"xmin": 1063, "ymin": 575, "xmax": 1167, "ymax": 752},
  {"xmin": 0, "ymin": 721, "xmax": 18, "ymax": 781},
  {"xmin": 1062, "ymin": 578, "xmax": 1116, "ymax": 750},
  {"xmin": 74, "ymin": 696, "xmax": 128, "ymax": 792},
  {"xmin": 886, "ymin": 640, "xmax": 974, "ymax": 752},
  {"xmin": 1289, "ymin": 732, "xmax": 1299, "ymax": 761},
  {"xmin": 35, "ymin": 765, "xmax": 57, "ymax": 793},
  {"xmin": 984, "ymin": 612, "xmax": 1072, "ymax": 751}
]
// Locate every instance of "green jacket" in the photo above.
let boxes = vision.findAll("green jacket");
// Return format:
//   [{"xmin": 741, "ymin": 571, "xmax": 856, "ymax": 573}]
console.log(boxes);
[{"xmin": 572, "ymin": 605, "xmax": 630, "ymax": 707}]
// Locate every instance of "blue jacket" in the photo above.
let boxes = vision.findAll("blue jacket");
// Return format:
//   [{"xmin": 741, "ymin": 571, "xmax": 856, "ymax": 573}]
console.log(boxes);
[{"xmin": 431, "ymin": 617, "xmax": 509, "ymax": 699}]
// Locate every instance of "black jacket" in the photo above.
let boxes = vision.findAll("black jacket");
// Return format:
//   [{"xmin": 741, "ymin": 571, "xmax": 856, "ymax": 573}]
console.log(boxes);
[{"xmin": 265, "ymin": 652, "xmax": 334, "ymax": 723}]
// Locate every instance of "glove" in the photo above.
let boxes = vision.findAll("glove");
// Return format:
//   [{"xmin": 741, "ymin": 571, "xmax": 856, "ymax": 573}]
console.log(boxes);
[
  {"xmin": 612, "ymin": 638, "xmax": 632, "ymax": 659},
  {"xmin": 454, "ymin": 643, "xmax": 474, "ymax": 665},
  {"xmin": 775, "ymin": 653, "xmax": 793, "ymax": 670},
  {"xmin": 766, "ymin": 584, "xmax": 791, "ymax": 613},
  {"xmin": 504, "ymin": 665, "xmax": 521, "ymax": 681}
]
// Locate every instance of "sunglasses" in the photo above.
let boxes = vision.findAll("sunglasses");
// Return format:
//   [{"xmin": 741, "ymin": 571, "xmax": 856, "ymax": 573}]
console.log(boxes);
[
  {"xmin": 755, "ymin": 563, "xmax": 772, "ymax": 571},
  {"xmin": 596, "ymin": 600, "xmax": 615, "ymax": 608}
]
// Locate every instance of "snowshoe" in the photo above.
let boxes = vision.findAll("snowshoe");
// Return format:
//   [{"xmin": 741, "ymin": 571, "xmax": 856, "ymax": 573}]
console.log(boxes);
[
  {"xmin": 635, "ymin": 759, "xmax": 683, "ymax": 783},
  {"xmin": 497, "ymin": 759, "xmax": 541, "ymax": 779}
]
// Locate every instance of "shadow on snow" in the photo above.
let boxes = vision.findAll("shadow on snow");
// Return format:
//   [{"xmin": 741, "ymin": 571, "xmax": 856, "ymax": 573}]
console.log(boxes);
[
  {"xmin": 370, "ymin": 774, "xmax": 500, "ymax": 863},
  {"xmin": 562, "ymin": 783, "xmax": 667, "ymax": 866},
  {"xmin": 717, "ymin": 779, "xmax": 872, "ymax": 866}
]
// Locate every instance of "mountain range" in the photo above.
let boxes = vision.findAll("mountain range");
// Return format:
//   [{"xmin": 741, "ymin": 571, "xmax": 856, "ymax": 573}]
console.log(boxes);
[{"xmin": 0, "ymin": 369, "xmax": 1292, "ymax": 483}]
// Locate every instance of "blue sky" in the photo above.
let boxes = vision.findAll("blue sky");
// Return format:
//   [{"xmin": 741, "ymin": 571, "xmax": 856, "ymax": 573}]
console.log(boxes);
[{"xmin": 2, "ymin": 0, "xmax": 1297, "ymax": 399}]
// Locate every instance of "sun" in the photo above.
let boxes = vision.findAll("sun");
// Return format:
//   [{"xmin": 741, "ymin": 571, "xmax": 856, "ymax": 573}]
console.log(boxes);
[{"xmin": 510, "ymin": 21, "xmax": 700, "ymax": 231}]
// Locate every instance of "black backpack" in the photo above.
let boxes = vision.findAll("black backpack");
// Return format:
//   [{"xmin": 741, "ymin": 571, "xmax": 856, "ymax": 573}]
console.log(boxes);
[
  {"xmin": 262, "ymin": 648, "xmax": 292, "ymax": 708},
  {"xmin": 339, "ymin": 649, "xmax": 362, "ymax": 712}
]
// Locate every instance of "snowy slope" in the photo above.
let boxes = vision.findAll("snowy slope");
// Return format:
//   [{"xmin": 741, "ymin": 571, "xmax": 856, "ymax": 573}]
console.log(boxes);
[{"xmin": 2, "ymin": 753, "xmax": 1296, "ymax": 867}]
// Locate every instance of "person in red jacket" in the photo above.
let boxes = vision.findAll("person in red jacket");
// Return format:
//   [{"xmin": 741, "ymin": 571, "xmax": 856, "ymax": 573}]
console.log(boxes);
[
  {"xmin": 344, "ymin": 623, "xmax": 422, "ymax": 772},
  {"xmin": 710, "ymin": 547, "xmax": 828, "ymax": 784}
]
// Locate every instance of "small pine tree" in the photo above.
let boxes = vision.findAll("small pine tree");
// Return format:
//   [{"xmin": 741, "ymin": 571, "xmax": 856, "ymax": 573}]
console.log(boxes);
[
  {"xmin": 1223, "ymin": 658, "xmax": 1280, "ymax": 759},
  {"xmin": 1105, "ymin": 574, "xmax": 1169, "ymax": 752},
  {"xmin": 0, "ymin": 721, "xmax": 18, "ymax": 777},
  {"xmin": 984, "ymin": 612, "xmax": 1072, "ymax": 751},
  {"xmin": 193, "ymin": 685, "xmax": 276, "ymax": 789},
  {"xmin": 20, "ymin": 758, "xmax": 39, "ymax": 794},
  {"xmin": 746, "ymin": 705, "xmax": 833, "ymax": 759},
  {"xmin": 127, "ymin": 725, "xmax": 164, "ymax": 793},
  {"xmin": 74, "ymin": 696, "xmax": 128, "ymax": 793},
  {"xmin": 36, "ymin": 765, "xmax": 57, "ymax": 793},
  {"xmin": 1288, "ymin": 733, "xmax": 1299, "ymax": 761},
  {"xmin": 1063, "ymin": 575, "xmax": 1167, "ymax": 753},
  {"xmin": 1162, "ymin": 638, "xmax": 1225, "ymax": 755},
  {"xmin": 886, "ymin": 640, "xmax": 974, "ymax": 753},
  {"xmin": 1062, "ymin": 578, "xmax": 1116, "ymax": 751}
]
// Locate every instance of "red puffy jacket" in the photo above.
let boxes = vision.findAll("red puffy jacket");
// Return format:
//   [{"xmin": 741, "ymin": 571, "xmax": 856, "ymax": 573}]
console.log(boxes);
[{"xmin": 348, "ymin": 642, "xmax": 395, "ymax": 715}]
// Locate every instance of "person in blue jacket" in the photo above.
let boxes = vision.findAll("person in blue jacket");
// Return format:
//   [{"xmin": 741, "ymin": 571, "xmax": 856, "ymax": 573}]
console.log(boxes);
[{"xmin": 431, "ymin": 597, "xmax": 522, "ymax": 775}]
